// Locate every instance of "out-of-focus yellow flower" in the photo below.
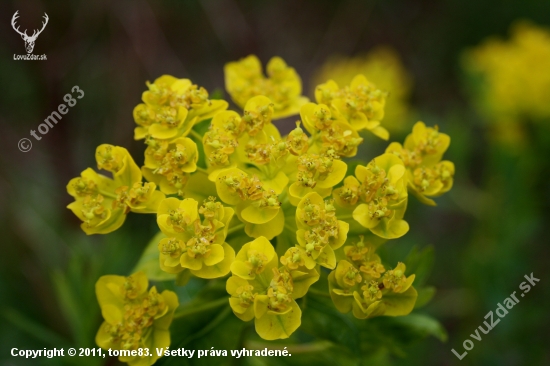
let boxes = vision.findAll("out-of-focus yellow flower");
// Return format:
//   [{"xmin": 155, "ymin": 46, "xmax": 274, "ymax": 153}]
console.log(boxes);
[
  {"xmin": 67, "ymin": 144, "xmax": 165, "ymax": 235},
  {"xmin": 463, "ymin": 21, "xmax": 550, "ymax": 124},
  {"xmin": 226, "ymin": 237, "xmax": 308, "ymax": 340},
  {"xmin": 224, "ymin": 55, "xmax": 309, "ymax": 119},
  {"xmin": 95, "ymin": 271, "xmax": 178, "ymax": 366},
  {"xmin": 386, "ymin": 122, "xmax": 454, "ymax": 206},
  {"xmin": 156, "ymin": 197, "xmax": 235, "ymax": 279},
  {"xmin": 134, "ymin": 75, "xmax": 228, "ymax": 140},
  {"xmin": 315, "ymin": 75, "xmax": 389, "ymax": 140},
  {"xmin": 312, "ymin": 46, "xmax": 413, "ymax": 133},
  {"xmin": 328, "ymin": 257, "xmax": 416, "ymax": 319}
]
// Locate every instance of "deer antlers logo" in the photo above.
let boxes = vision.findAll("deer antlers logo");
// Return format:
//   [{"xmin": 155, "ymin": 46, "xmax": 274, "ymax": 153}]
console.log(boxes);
[{"xmin": 11, "ymin": 11, "xmax": 49, "ymax": 54}]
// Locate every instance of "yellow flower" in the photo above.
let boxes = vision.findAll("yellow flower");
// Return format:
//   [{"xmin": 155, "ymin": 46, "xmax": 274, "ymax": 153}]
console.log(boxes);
[
  {"xmin": 156, "ymin": 197, "xmax": 235, "ymax": 279},
  {"xmin": 241, "ymin": 95, "xmax": 275, "ymax": 136},
  {"xmin": 386, "ymin": 121, "xmax": 454, "ymax": 206},
  {"xmin": 142, "ymin": 137, "xmax": 198, "ymax": 196},
  {"xmin": 287, "ymin": 152, "xmax": 347, "ymax": 205},
  {"xmin": 224, "ymin": 55, "xmax": 309, "ymax": 119},
  {"xmin": 227, "ymin": 237, "xmax": 307, "ymax": 340},
  {"xmin": 295, "ymin": 192, "xmax": 349, "ymax": 269},
  {"xmin": 350, "ymin": 153, "xmax": 409, "ymax": 239},
  {"xmin": 342, "ymin": 235, "xmax": 385, "ymax": 280},
  {"xmin": 67, "ymin": 145, "xmax": 165, "ymax": 234},
  {"xmin": 311, "ymin": 46, "xmax": 413, "ymax": 133},
  {"xmin": 212, "ymin": 167, "xmax": 283, "ymax": 239},
  {"xmin": 333, "ymin": 175, "xmax": 361, "ymax": 207},
  {"xmin": 134, "ymin": 75, "xmax": 227, "ymax": 140},
  {"xmin": 382, "ymin": 262, "xmax": 414, "ymax": 293},
  {"xmin": 95, "ymin": 271, "xmax": 178, "ymax": 366},
  {"xmin": 230, "ymin": 236, "xmax": 277, "ymax": 280},
  {"xmin": 300, "ymin": 103, "xmax": 363, "ymax": 157},
  {"xmin": 328, "ymin": 259, "xmax": 417, "ymax": 319},
  {"xmin": 315, "ymin": 75, "xmax": 389, "ymax": 140},
  {"xmin": 203, "ymin": 111, "xmax": 243, "ymax": 167}
]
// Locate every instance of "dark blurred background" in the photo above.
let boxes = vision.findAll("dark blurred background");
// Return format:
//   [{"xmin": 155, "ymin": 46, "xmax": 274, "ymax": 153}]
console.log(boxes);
[{"xmin": 1, "ymin": 0, "xmax": 549, "ymax": 365}]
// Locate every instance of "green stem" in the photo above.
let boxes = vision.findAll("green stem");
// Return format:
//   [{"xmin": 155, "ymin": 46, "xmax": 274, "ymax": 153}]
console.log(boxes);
[
  {"xmin": 226, "ymin": 223, "xmax": 245, "ymax": 236},
  {"xmin": 98, "ymin": 188, "xmax": 117, "ymax": 199},
  {"xmin": 338, "ymin": 214, "xmax": 355, "ymax": 221},
  {"xmin": 308, "ymin": 288, "xmax": 331, "ymax": 298},
  {"xmin": 173, "ymin": 297, "xmax": 228, "ymax": 319},
  {"xmin": 189, "ymin": 129, "xmax": 203, "ymax": 141},
  {"xmin": 284, "ymin": 223, "xmax": 297, "ymax": 234}
]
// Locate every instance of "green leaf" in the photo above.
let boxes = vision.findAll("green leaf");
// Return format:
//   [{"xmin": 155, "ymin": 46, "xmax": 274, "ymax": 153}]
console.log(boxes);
[
  {"xmin": 414, "ymin": 286, "xmax": 436, "ymax": 309},
  {"xmin": 386, "ymin": 313, "xmax": 448, "ymax": 342},
  {"xmin": 1, "ymin": 307, "xmax": 71, "ymax": 348},
  {"xmin": 403, "ymin": 246, "xmax": 435, "ymax": 287},
  {"xmin": 301, "ymin": 292, "xmax": 361, "ymax": 355},
  {"xmin": 51, "ymin": 270, "xmax": 85, "ymax": 345},
  {"xmin": 132, "ymin": 231, "xmax": 175, "ymax": 282}
]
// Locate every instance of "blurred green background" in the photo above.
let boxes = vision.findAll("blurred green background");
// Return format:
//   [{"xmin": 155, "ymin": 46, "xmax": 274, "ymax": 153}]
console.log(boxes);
[{"xmin": 1, "ymin": 0, "xmax": 549, "ymax": 365}]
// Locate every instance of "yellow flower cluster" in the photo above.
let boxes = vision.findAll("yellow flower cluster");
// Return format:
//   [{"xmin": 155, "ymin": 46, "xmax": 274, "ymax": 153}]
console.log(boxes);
[
  {"xmin": 463, "ymin": 21, "xmax": 550, "ymax": 123},
  {"xmin": 67, "ymin": 144, "xmax": 165, "ymax": 234},
  {"xmin": 225, "ymin": 55, "xmax": 309, "ymax": 119},
  {"xmin": 95, "ymin": 272, "xmax": 178, "ymax": 366},
  {"xmin": 386, "ymin": 122, "xmax": 454, "ymax": 206},
  {"xmin": 315, "ymin": 75, "xmax": 389, "ymax": 140},
  {"xmin": 157, "ymin": 197, "xmax": 235, "ymax": 278},
  {"xmin": 134, "ymin": 75, "xmax": 227, "ymax": 140},
  {"xmin": 227, "ymin": 236, "xmax": 316, "ymax": 340},
  {"xmin": 312, "ymin": 46, "xmax": 414, "ymax": 133},
  {"xmin": 328, "ymin": 236, "xmax": 416, "ymax": 319},
  {"xmin": 67, "ymin": 54, "xmax": 455, "ymax": 354}
]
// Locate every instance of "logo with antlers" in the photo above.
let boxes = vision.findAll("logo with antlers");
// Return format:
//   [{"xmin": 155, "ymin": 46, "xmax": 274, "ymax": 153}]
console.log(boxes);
[{"xmin": 11, "ymin": 11, "xmax": 49, "ymax": 54}]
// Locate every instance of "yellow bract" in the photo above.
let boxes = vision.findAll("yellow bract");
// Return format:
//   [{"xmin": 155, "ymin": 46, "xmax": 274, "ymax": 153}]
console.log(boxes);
[
  {"xmin": 224, "ymin": 55, "xmax": 309, "ymax": 119},
  {"xmin": 95, "ymin": 272, "xmax": 178, "ymax": 366},
  {"xmin": 134, "ymin": 75, "xmax": 227, "ymax": 140},
  {"xmin": 295, "ymin": 192, "xmax": 349, "ymax": 269},
  {"xmin": 312, "ymin": 47, "xmax": 413, "ymax": 133},
  {"xmin": 288, "ymin": 153, "xmax": 347, "ymax": 205},
  {"xmin": 315, "ymin": 74, "xmax": 389, "ymax": 140},
  {"xmin": 226, "ymin": 236, "xmax": 317, "ymax": 340},
  {"xmin": 300, "ymin": 103, "xmax": 364, "ymax": 157},
  {"xmin": 212, "ymin": 167, "xmax": 283, "ymax": 239},
  {"xmin": 156, "ymin": 197, "xmax": 235, "ymax": 279},
  {"xmin": 328, "ymin": 256, "xmax": 416, "ymax": 319},
  {"xmin": 67, "ymin": 145, "xmax": 165, "ymax": 234},
  {"xmin": 334, "ymin": 153, "xmax": 409, "ymax": 239},
  {"xmin": 386, "ymin": 122, "xmax": 454, "ymax": 206},
  {"xmin": 142, "ymin": 137, "xmax": 198, "ymax": 196}
]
